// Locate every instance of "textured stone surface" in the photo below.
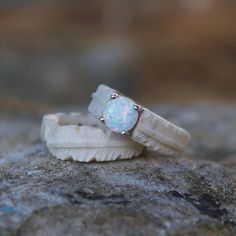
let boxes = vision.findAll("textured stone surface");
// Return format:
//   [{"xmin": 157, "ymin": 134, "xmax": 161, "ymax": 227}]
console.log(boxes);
[{"xmin": 0, "ymin": 104, "xmax": 236, "ymax": 236}]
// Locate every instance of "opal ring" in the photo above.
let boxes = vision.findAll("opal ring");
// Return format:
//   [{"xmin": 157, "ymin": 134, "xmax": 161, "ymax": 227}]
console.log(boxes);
[{"xmin": 88, "ymin": 84, "xmax": 190, "ymax": 156}]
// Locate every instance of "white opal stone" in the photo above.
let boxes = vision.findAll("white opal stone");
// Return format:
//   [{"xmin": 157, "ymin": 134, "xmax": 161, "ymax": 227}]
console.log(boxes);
[{"xmin": 103, "ymin": 97, "xmax": 139, "ymax": 133}]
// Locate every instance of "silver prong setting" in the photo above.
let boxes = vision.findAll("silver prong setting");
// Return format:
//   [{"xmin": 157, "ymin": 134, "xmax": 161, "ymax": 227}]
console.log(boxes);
[
  {"xmin": 100, "ymin": 117, "xmax": 105, "ymax": 123},
  {"xmin": 134, "ymin": 104, "xmax": 144, "ymax": 113},
  {"xmin": 111, "ymin": 92, "xmax": 119, "ymax": 99},
  {"xmin": 121, "ymin": 131, "xmax": 127, "ymax": 135}
]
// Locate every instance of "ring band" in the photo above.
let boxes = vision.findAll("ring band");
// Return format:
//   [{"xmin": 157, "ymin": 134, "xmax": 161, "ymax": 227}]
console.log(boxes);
[
  {"xmin": 41, "ymin": 113, "xmax": 144, "ymax": 162},
  {"xmin": 88, "ymin": 84, "xmax": 190, "ymax": 156}
]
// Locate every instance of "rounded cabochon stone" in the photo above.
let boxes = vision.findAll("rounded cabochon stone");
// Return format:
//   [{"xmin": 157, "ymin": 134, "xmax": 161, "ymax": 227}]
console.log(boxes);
[{"xmin": 103, "ymin": 97, "xmax": 139, "ymax": 133}]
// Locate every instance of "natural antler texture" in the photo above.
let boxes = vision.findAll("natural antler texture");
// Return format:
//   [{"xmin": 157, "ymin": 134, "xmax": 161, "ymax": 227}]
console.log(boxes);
[
  {"xmin": 89, "ymin": 84, "xmax": 190, "ymax": 156},
  {"xmin": 131, "ymin": 110, "xmax": 191, "ymax": 156},
  {"xmin": 41, "ymin": 113, "xmax": 144, "ymax": 162}
]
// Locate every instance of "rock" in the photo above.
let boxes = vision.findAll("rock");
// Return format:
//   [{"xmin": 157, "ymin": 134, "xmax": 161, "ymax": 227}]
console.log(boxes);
[
  {"xmin": 0, "ymin": 116, "xmax": 40, "ymax": 155},
  {"xmin": 153, "ymin": 104, "xmax": 236, "ymax": 161},
  {"xmin": 0, "ymin": 104, "xmax": 236, "ymax": 236}
]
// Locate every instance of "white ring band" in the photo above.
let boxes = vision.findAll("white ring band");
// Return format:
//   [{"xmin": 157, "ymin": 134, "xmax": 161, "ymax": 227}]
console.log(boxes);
[
  {"xmin": 88, "ymin": 84, "xmax": 190, "ymax": 156},
  {"xmin": 41, "ymin": 113, "xmax": 144, "ymax": 162}
]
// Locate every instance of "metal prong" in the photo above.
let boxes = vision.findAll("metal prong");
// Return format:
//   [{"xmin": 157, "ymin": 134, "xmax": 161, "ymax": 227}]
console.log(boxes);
[
  {"xmin": 100, "ymin": 117, "xmax": 105, "ymax": 123},
  {"xmin": 121, "ymin": 131, "xmax": 127, "ymax": 135},
  {"xmin": 134, "ymin": 105, "xmax": 144, "ymax": 112},
  {"xmin": 111, "ymin": 92, "xmax": 119, "ymax": 99}
]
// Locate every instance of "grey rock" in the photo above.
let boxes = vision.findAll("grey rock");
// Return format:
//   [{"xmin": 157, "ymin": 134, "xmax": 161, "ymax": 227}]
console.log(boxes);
[
  {"xmin": 0, "ymin": 116, "xmax": 40, "ymax": 156},
  {"xmin": 153, "ymin": 104, "xmax": 236, "ymax": 161},
  {"xmin": 0, "ymin": 104, "xmax": 236, "ymax": 236}
]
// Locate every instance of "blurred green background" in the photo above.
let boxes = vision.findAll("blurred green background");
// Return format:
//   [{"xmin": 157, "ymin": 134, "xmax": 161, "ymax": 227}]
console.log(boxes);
[{"xmin": 0, "ymin": 0, "xmax": 236, "ymax": 114}]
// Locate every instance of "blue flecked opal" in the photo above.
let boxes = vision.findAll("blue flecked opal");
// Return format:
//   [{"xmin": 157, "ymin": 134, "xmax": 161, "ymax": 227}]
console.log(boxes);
[{"xmin": 103, "ymin": 97, "xmax": 139, "ymax": 133}]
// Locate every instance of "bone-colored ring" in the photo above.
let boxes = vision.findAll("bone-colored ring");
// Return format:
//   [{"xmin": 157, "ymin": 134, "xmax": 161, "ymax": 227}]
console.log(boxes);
[
  {"xmin": 88, "ymin": 84, "xmax": 190, "ymax": 156},
  {"xmin": 41, "ymin": 113, "xmax": 144, "ymax": 162}
]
